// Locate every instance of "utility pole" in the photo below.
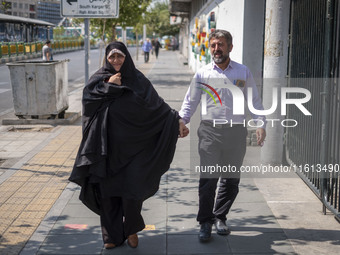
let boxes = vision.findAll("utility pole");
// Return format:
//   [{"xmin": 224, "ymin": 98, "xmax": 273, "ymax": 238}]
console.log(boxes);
[
  {"xmin": 261, "ymin": 0, "xmax": 290, "ymax": 165},
  {"xmin": 122, "ymin": 28, "xmax": 127, "ymax": 45},
  {"xmin": 84, "ymin": 18, "xmax": 90, "ymax": 84},
  {"xmin": 136, "ymin": 31, "xmax": 139, "ymax": 61},
  {"xmin": 143, "ymin": 24, "xmax": 146, "ymax": 42}
]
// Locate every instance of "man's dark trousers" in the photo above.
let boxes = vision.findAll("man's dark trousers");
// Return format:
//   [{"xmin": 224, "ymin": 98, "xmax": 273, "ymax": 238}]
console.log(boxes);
[
  {"xmin": 144, "ymin": 51, "xmax": 150, "ymax": 62},
  {"xmin": 196, "ymin": 121, "xmax": 247, "ymax": 224}
]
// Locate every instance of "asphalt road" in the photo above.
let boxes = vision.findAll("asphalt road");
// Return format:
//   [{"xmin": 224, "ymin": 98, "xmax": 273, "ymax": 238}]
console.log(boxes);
[{"xmin": 0, "ymin": 46, "xmax": 137, "ymax": 117}]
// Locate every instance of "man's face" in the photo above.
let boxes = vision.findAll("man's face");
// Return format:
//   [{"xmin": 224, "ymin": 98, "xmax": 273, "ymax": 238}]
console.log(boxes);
[{"xmin": 209, "ymin": 37, "xmax": 233, "ymax": 64}]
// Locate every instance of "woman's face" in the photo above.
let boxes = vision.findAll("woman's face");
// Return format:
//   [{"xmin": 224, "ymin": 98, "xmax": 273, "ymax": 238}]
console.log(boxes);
[{"xmin": 108, "ymin": 53, "xmax": 125, "ymax": 72}]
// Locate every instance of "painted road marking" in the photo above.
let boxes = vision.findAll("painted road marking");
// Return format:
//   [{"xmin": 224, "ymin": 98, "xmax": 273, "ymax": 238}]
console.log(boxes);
[
  {"xmin": 144, "ymin": 225, "xmax": 155, "ymax": 230},
  {"xmin": 64, "ymin": 224, "xmax": 88, "ymax": 230},
  {"xmin": 0, "ymin": 88, "xmax": 10, "ymax": 94}
]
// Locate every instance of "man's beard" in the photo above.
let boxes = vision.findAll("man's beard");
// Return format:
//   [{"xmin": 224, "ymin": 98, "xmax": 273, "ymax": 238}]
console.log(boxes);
[{"xmin": 212, "ymin": 51, "xmax": 229, "ymax": 64}]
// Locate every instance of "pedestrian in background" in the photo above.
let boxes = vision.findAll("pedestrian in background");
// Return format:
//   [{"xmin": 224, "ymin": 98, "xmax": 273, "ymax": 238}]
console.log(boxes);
[
  {"xmin": 179, "ymin": 29, "xmax": 266, "ymax": 242},
  {"xmin": 69, "ymin": 42, "xmax": 188, "ymax": 250},
  {"xmin": 154, "ymin": 38, "xmax": 162, "ymax": 59},
  {"xmin": 171, "ymin": 36, "xmax": 177, "ymax": 51},
  {"xmin": 42, "ymin": 40, "xmax": 53, "ymax": 61},
  {"xmin": 151, "ymin": 38, "xmax": 155, "ymax": 55},
  {"xmin": 142, "ymin": 38, "xmax": 152, "ymax": 63}
]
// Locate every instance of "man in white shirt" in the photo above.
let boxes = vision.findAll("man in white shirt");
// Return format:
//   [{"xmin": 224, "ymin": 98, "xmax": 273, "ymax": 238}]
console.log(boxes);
[
  {"xmin": 179, "ymin": 29, "xmax": 266, "ymax": 242},
  {"xmin": 42, "ymin": 40, "xmax": 53, "ymax": 61}
]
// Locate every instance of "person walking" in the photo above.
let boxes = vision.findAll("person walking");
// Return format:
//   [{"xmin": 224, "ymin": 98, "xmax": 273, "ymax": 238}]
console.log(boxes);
[
  {"xmin": 154, "ymin": 38, "xmax": 162, "ymax": 59},
  {"xmin": 69, "ymin": 42, "xmax": 189, "ymax": 250},
  {"xmin": 142, "ymin": 38, "xmax": 152, "ymax": 63},
  {"xmin": 42, "ymin": 40, "xmax": 53, "ymax": 61},
  {"xmin": 179, "ymin": 29, "xmax": 266, "ymax": 242}
]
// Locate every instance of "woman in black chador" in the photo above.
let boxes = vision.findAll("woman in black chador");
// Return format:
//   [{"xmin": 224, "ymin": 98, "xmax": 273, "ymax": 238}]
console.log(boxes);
[{"xmin": 69, "ymin": 42, "xmax": 188, "ymax": 249}]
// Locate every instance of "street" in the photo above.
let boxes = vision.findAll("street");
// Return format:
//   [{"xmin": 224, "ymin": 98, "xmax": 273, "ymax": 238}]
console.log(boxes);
[{"xmin": 0, "ymin": 46, "xmax": 137, "ymax": 117}]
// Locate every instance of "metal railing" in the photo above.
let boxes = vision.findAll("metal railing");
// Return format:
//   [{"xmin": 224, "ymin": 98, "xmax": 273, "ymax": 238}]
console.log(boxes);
[
  {"xmin": 0, "ymin": 39, "xmax": 85, "ymax": 59},
  {"xmin": 286, "ymin": 0, "xmax": 340, "ymax": 222}
]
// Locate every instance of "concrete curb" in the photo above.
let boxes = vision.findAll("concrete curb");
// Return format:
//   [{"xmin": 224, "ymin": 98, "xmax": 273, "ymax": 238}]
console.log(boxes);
[{"xmin": 1, "ymin": 112, "xmax": 81, "ymax": 126}]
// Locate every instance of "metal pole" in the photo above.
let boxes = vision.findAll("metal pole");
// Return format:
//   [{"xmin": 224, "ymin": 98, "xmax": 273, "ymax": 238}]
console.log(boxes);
[
  {"xmin": 143, "ymin": 24, "xmax": 146, "ymax": 42},
  {"xmin": 122, "ymin": 28, "xmax": 127, "ymax": 45},
  {"xmin": 99, "ymin": 19, "xmax": 106, "ymax": 68},
  {"xmin": 320, "ymin": 0, "xmax": 334, "ymax": 215},
  {"xmin": 261, "ymin": 0, "xmax": 291, "ymax": 165},
  {"xmin": 84, "ymin": 18, "xmax": 90, "ymax": 84},
  {"xmin": 136, "ymin": 31, "xmax": 139, "ymax": 61}
]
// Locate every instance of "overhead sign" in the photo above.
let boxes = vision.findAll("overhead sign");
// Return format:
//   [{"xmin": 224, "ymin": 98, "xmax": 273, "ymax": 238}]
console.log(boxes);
[
  {"xmin": 170, "ymin": 16, "xmax": 182, "ymax": 25},
  {"xmin": 61, "ymin": 0, "xmax": 119, "ymax": 18}
]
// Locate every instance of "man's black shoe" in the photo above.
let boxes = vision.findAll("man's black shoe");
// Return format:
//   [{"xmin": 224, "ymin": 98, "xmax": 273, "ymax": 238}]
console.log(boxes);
[
  {"xmin": 199, "ymin": 222, "xmax": 212, "ymax": 242},
  {"xmin": 214, "ymin": 219, "xmax": 231, "ymax": 235}
]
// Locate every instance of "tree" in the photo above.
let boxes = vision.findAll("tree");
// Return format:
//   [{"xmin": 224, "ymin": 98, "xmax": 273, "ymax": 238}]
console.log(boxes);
[
  {"xmin": 143, "ymin": 1, "xmax": 180, "ymax": 37},
  {"xmin": 53, "ymin": 26, "xmax": 65, "ymax": 40},
  {"xmin": 0, "ymin": 1, "xmax": 11, "ymax": 13},
  {"xmin": 89, "ymin": 0, "xmax": 152, "ymax": 41}
]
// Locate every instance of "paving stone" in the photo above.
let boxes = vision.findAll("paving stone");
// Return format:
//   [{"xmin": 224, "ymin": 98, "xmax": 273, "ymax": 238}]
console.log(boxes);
[{"xmin": 37, "ymin": 234, "xmax": 103, "ymax": 255}]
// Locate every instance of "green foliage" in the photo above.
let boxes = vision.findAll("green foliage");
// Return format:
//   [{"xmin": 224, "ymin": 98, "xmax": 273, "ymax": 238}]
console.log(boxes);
[
  {"xmin": 88, "ymin": 0, "xmax": 152, "ymax": 41},
  {"xmin": 143, "ymin": 1, "xmax": 180, "ymax": 37},
  {"xmin": 53, "ymin": 26, "xmax": 65, "ymax": 40},
  {"xmin": 0, "ymin": 1, "xmax": 11, "ymax": 12},
  {"xmin": 72, "ymin": 0, "xmax": 178, "ymax": 42}
]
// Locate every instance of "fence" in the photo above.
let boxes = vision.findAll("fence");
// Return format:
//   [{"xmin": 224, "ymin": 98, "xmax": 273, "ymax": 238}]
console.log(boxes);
[
  {"xmin": 0, "ymin": 39, "xmax": 85, "ymax": 59},
  {"xmin": 286, "ymin": 0, "xmax": 340, "ymax": 222}
]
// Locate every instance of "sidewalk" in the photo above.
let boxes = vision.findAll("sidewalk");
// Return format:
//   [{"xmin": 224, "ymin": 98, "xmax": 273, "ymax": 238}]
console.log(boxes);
[{"xmin": 0, "ymin": 49, "xmax": 339, "ymax": 255}]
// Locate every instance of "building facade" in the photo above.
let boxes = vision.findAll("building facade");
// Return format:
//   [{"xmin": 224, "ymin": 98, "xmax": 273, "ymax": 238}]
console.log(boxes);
[
  {"xmin": 1, "ymin": 0, "xmax": 37, "ymax": 18},
  {"xmin": 0, "ymin": 0, "xmax": 62, "ymax": 25},
  {"xmin": 170, "ymin": 0, "xmax": 265, "ymax": 81},
  {"xmin": 37, "ymin": 0, "xmax": 62, "ymax": 25}
]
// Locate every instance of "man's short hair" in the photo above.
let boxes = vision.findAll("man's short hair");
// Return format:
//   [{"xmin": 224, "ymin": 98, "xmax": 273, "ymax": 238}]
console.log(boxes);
[
  {"xmin": 45, "ymin": 40, "xmax": 51, "ymax": 44},
  {"xmin": 208, "ymin": 30, "xmax": 233, "ymax": 45}
]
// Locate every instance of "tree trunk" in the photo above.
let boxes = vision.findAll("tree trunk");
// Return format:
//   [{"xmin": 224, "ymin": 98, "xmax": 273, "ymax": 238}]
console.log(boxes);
[{"xmin": 111, "ymin": 24, "xmax": 117, "ymax": 42}]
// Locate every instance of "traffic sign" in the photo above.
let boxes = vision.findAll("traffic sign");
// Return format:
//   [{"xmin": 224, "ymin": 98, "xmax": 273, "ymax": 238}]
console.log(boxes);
[{"xmin": 61, "ymin": 0, "xmax": 119, "ymax": 18}]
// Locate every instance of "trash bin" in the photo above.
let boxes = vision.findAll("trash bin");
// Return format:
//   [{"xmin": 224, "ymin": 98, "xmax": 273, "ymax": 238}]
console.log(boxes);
[{"xmin": 6, "ymin": 60, "xmax": 69, "ymax": 119}]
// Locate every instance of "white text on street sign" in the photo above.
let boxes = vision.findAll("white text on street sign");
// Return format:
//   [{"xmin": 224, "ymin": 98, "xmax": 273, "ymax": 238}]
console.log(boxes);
[{"xmin": 61, "ymin": 0, "xmax": 119, "ymax": 18}]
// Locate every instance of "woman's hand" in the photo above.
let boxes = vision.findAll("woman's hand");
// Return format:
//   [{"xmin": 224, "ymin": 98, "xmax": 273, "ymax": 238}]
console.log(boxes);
[
  {"xmin": 108, "ymin": 73, "xmax": 122, "ymax": 85},
  {"xmin": 179, "ymin": 119, "xmax": 189, "ymax": 138}
]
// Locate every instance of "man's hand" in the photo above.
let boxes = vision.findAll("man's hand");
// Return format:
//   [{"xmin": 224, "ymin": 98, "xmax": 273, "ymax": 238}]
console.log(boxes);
[
  {"xmin": 179, "ymin": 119, "xmax": 189, "ymax": 138},
  {"xmin": 108, "ymin": 73, "xmax": 122, "ymax": 85},
  {"xmin": 46, "ymin": 51, "xmax": 51, "ymax": 61},
  {"xmin": 256, "ymin": 128, "xmax": 266, "ymax": 146}
]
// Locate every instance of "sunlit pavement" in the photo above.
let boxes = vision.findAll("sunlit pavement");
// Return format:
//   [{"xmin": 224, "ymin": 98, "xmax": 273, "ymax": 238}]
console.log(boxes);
[{"xmin": 0, "ymin": 49, "xmax": 339, "ymax": 255}]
